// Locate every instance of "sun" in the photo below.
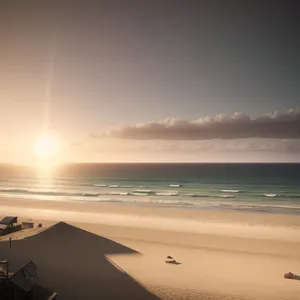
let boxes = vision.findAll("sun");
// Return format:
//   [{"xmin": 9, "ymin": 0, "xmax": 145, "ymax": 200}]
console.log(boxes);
[{"xmin": 34, "ymin": 135, "xmax": 60, "ymax": 159}]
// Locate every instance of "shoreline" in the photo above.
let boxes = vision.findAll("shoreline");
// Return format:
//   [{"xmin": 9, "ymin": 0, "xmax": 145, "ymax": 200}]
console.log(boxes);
[
  {"xmin": 1, "ymin": 194, "xmax": 300, "ymax": 216},
  {"xmin": 2, "ymin": 195, "xmax": 300, "ymax": 223}
]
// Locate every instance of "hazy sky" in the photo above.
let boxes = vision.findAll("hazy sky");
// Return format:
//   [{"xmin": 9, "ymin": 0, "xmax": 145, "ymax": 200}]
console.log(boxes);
[{"xmin": 0, "ymin": 1, "xmax": 300, "ymax": 163}]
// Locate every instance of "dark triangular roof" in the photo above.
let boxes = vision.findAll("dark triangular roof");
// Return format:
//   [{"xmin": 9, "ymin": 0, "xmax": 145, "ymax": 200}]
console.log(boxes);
[
  {"xmin": 0, "ymin": 216, "xmax": 17, "ymax": 225},
  {"xmin": 22, "ymin": 261, "xmax": 37, "ymax": 278},
  {"xmin": 9, "ymin": 270, "xmax": 36, "ymax": 292}
]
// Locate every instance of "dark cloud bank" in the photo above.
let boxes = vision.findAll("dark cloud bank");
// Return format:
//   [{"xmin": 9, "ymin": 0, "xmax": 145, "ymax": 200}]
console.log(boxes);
[{"xmin": 94, "ymin": 109, "xmax": 300, "ymax": 140}]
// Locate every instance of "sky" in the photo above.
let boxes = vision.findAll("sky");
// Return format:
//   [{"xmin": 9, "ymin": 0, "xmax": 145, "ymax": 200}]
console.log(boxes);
[{"xmin": 0, "ymin": 0, "xmax": 300, "ymax": 163}]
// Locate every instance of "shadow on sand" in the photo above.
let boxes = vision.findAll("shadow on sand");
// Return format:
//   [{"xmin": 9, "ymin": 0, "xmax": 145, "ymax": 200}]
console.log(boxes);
[{"xmin": 0, "ymin": 222, "xmax": 159, "ymax": 299}]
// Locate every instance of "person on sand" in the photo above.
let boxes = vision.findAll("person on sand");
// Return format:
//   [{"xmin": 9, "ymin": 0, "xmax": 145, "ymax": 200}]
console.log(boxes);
[{"xmin": 284, "ymin": 272, "xmax": 300, "ymax": 280}]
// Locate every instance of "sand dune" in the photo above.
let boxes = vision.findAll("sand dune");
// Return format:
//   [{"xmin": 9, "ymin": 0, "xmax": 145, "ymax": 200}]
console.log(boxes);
[{"xmin": 0, "ymin": 222, "xmax": 158, "ymax": 300}]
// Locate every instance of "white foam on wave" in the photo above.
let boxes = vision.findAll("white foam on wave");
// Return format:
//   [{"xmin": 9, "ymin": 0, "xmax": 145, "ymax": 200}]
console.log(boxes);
[
  {"xmin": 169, "ymin": 184, "xmax": 181, "ymax": 188},
  {"xmin": 107, "ymin": 192, "xmax": 129, "ymax": 196},
  {"xmin": 264, "ymin": 193, "xmax": 279, "ymax": 197},
  {"xmin": 156, "ymin": 192, "xmax": 179, "ymax": 196},
  {"xmin": 94, "ymin": 184, "xmax": 107, "ymax": 187},
  {"xmin": 108, "ymin": 185, "xmax": 119, "ymax": 188},
  {"xmin": 218, "ymin": 195, "xmax": 235, "ymax": 198},
  {"xmin": 152, "ymin": 200, "xmax": 194, "ymax": 206},
  {"xmin": 222, "ymin": 189, "xmax": 240, "ymax": 193},
  {"xmin": 132, "ymin": 192, "xmax": 149, "ymax": 196}
]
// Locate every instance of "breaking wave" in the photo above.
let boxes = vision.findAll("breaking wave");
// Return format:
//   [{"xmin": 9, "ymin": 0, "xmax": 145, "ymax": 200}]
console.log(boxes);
[
  {"xmin": 264, "ymin": 193, "xmax": 285, "ymax": 197},
  {"xmin": 156, "ymin": 192, "xmax": 179, "ymax": 196}
]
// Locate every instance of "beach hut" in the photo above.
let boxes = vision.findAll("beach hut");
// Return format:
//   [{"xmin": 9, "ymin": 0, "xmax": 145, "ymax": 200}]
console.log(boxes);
[
  {"xmin": 0, "ymin": 217, "xmax": 21, "ymax": 236},
  {"xmin": 0, "ymin": 217, "xmax": 18, "ymax": 228},
  {"xmin": 22, "ymin": 222, "xmax": 34, "ymax": 229}
]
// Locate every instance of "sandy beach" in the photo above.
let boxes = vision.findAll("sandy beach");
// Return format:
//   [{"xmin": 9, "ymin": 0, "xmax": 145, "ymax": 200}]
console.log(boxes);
[{"xmin": 1, "ymin": 197, "xmax": 300, "ymax": 299}]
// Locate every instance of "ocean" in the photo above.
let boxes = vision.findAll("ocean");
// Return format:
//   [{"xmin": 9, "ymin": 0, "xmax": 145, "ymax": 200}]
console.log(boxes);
[{"xmin": 0, "ymin": 163, "xmax": 300, "ymax": 214}]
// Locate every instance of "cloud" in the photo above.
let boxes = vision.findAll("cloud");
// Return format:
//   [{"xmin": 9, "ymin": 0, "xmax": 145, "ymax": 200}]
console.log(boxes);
[
  {"xmin": 83, "ymin": 137, "xmax": 300, "ymax": 153},
  {"xmin": 95, "ymin": 108, "xmax": 300, "ymax": 140}
]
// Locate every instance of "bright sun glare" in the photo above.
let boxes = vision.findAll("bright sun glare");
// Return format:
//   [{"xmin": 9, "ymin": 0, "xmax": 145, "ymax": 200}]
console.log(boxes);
[{"xmin": 34, "ymin": 135, "xmax": 60, "ymax": 159}]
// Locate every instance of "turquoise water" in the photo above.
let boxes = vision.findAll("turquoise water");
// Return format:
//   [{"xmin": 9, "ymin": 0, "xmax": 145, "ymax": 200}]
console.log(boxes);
[{"xmin": 0, "ymin": 163, "xmax": 300, "ymax": 214}]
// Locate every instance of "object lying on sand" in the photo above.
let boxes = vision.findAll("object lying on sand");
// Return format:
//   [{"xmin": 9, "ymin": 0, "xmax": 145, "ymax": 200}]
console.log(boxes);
[
  {"xmin": 167, "ymin": 256, "xmax": 173, "ymax": 259},
  {"xmin": 284, "ymin": 272, "xmax": 300, "ymax": 280},
  {"xmin": 165, "ymin": 260, "xmax": 181, "ymax": 265}
]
